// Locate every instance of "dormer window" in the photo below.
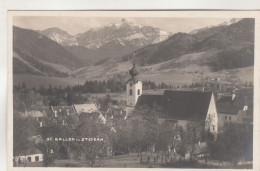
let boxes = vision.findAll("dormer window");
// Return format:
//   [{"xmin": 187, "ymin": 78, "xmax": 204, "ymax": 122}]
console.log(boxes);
[
  {"xmin": 243, "ymin": 105, "xmax": 248, "ymax": 111},
  {"xmin": 54, "ymin": 110, "xmax": 57, "ymax": 117}
]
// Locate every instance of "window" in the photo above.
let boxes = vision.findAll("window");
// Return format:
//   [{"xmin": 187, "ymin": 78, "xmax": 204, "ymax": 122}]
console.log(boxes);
[
  {"xmin": 229, "ymin": 116, "xmax": 231, "ymax": 120},
  {"xmin": 138, "ymin": 89, "xmax": 140, "ymax": 95},
  {"xmin": 129, "ymin": 89, "xmax": 133, "ymax": 96},
  {"xmin": 35, "ymin": 156, "xmax": 39, "ymax": 162},
  {"xmin": 27, "ymin": 157, "xmax": 31, "ymax": 162},
  {"xmin": 225, "ymin": 116, "xmax": 227, "ymax": 120}
]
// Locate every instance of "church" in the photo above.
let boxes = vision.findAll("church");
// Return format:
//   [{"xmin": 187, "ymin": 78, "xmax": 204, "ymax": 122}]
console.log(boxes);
[{"xmin": 125, "ymin": 54, "xmax": 218, "ymax": 134}]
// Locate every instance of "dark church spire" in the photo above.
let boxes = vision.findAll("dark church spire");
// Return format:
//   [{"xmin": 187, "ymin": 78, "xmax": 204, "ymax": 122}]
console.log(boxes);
[{"xmin": 128, "ymin": 52, "xmax": 138, "ymax": 82}]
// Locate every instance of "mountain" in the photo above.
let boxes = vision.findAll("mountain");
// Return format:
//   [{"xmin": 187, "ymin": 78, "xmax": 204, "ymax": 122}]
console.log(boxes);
[
  {"xmin": 122, "ymin": 18, "xmax": 254, "ymax": 71},
  {"xmin": 40, "ymin": 27, "xmax": 79, "ymax": 46},
  {"xmin": 13, "ymin": 18, "xmax": 254, "ymax": 85},
  {"xmin": 40, "ymin": 19, "xmax": 171, "ymax": 64},
  {"xmin": 13, "ymin": 26, "xmax": 85, "ymax": 77}
]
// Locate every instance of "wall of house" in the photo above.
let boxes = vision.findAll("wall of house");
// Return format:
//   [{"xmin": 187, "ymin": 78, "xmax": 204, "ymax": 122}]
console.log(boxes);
[
  {"xmin": 126, "ymin": 81, "xmax": 142, "ymax": 106},
  {"xmin": 126, "ymin": 106, "xmax": 135, "ymax": 118},
  {"xmin": 177, "ymin": 120, "xmax": 189, "ymax": 129},
  {"xmin": 205, "ymin": 93, "xmax": 218, "ymax": 133},
  {"xmin": 17, "ymin": 154, "xmax": 43, "ymax": 163},
  {"xmin": 218, "ymin": 113, "xmax": 237, "ymax": 129}
]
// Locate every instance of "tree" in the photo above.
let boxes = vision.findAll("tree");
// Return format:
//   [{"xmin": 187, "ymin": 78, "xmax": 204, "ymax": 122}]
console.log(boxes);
[
  {"xmin": 186, "ymin": 121, "xmax": 204, "ymax": 161},
  {"xmin": 13, "ymin": 113, "xmax": 37, "ymax": 158},
  {"xmin": 208, "ymin": 123, "xmax": 252, "ymax": 166},
  {"xmin": 73, "ymin": 116, "xmax": 111, "ymax": 167}
]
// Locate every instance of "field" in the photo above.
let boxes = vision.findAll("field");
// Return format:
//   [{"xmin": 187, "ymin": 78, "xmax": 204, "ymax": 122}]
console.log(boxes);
[
  {"xmin": 15, "ymin": 152, "xmax": 252, "ymax": 168},
  {"xmin": 13, "ymin": 64, "xmax": 253, "ymax": 90}
]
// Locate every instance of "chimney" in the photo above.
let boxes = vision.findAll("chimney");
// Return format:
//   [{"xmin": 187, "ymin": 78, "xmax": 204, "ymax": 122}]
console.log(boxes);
[
  {"xmin": 232, "ymin": 93, "xmax": 236, "ymax": 101},
  {"xmin": 244, "ymin": 95, "xmax": 248, "ymax": 105}
]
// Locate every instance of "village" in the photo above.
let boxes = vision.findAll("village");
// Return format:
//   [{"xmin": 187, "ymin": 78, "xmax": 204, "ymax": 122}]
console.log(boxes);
[{"xmin": 12, "ymin": 58, "xmax": 253, "ymax": 168}]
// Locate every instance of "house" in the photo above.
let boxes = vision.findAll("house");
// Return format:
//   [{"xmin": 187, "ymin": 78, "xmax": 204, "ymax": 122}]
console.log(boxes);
[
  {"xmin": 73, "ymin": 103, "xmax": 106, "ymax": 123},
  {"xmin": 105, "ymin": 104, "xmax": 126, "ymax": 119},
  {"xmin": 216, "ymin": 93, "xmax": 253, "ymax": 129},
  {"xmin": 73, "ymin": 103, "xmax": 99, "ymax": 115},
  {"xmin": 21, "ymin": 110, "xmax": 46, "ymax": 127},
  {"xmin": 14, "ymin": 146, "xmax": 43, "ymax": 165},
  {"xmin": 136, "ymin": 90, "xmax": 218, "ymax": 134},
  {"xmin": 50, "ymin": 105, "xmax": 79, "ymax": 126}
]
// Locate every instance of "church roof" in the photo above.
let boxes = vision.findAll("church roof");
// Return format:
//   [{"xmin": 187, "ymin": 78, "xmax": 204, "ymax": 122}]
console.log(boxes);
[
  {"xmin": 136, "ymin": 90, "xmax": 213, "ymax": 121},
  {"xmin": 136, "ymin": 95, "xmax": 162, "ymax": 108},
  {"xmin": 161, "ymin": 90, "xmax": 212, "ymax": 121}
]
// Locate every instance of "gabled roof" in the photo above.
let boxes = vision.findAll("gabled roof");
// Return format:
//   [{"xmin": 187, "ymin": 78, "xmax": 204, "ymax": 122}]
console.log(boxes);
[
  {"xmin": 216, "ymin": 95, "xmax": 252, "ymax": 115},
  {"xmin": 136, "ymin": 95, "xmax": 162, "ymax": 108},
  {"xmin": 236, "ymin": 110, "xmax": 253, "ymax": 125},
  {"xmin": 73, "ymin": 103, "xmax": 99, "ymax": 115},
  {"xmin": 51, "ymin": 105, "xmax": 76, "ymax": 116},
  {"xmin": 161, "ymin": 90, "xmax": 212, "ymax": 121},
  {"xmin": 136, "ymin": 90, "xmax": 213, "ymax": 121},
  {"xmin": 17, "ymin": 146, "xmax": 42, "ymax": 156},
  {"xmin": 21, "ymin": 110, "xmax": 45, "ymax": 118},
  {"xmin": 106, "ymin": 107, "xmax": 126, "ymax": 119}
]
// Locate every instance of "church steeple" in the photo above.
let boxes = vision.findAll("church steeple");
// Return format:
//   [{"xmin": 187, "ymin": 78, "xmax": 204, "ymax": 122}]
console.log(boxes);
[
  {"xmin": 126, "ymin": 52, "xmax": 142, "ymax": 108},
  {"xmin": 128, "ymin": 53, "xmax": 139, "ymax": 83}
]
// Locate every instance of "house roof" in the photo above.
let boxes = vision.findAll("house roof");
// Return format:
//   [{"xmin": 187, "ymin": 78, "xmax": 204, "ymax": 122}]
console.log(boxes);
[
  {"xmin": 136, "ymin": 90, "xmax": 213, "ymax": 121},
  {"xmin": 51, "ymin": 105, "xmax": 76, "ymax": 116},
  {"xmin": 106, "ymin": 107, "xmax": 126, "ymax": 119},
  {"xmin": 216, "ymin": 95, "xmax": 252, "ymax": 115},
  {"xmin": 21, "ymin": 110, "xmax": 45, "ymax": 118},
  {"xmin": 73, "ymin": 103, "xmax": 99, "ymax": 115},
  {"xmin": 236, "ymin": 110, "xmax": 253, "ymax": 125},
  {"xmin": 17, "ymin": 146, "xmax": 42, "ymax": 156},
  {"xmin": 161, "ymin": 90, "xmax": 212, "ymax": 121}
]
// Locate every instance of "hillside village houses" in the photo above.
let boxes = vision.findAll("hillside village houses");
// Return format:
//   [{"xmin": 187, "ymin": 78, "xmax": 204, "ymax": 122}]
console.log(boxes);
[{"xmin": 15, "ymin": 54, "xmax": 253, "ymax": 164}]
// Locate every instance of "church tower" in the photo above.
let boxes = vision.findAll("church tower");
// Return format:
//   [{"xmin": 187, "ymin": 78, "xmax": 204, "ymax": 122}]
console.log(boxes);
[{"xmin": 125, "ymin": 53, "xmax": 142, "ymax": 117}]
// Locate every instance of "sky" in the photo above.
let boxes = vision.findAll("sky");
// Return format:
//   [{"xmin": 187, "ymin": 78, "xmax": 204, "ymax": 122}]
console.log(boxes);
[{"xmin": 13, "ymin": 16, "xmax": 234, "ymax": 35}]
